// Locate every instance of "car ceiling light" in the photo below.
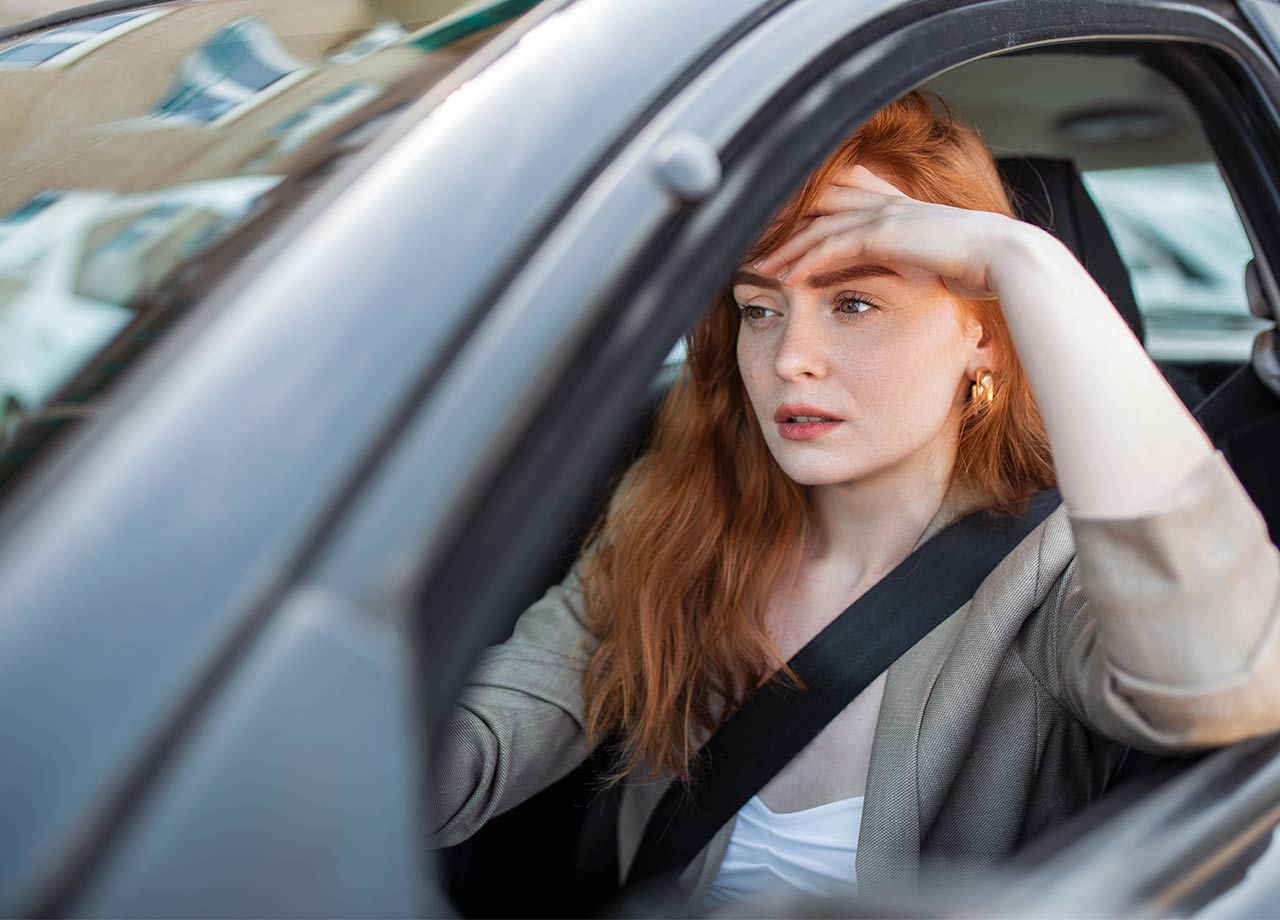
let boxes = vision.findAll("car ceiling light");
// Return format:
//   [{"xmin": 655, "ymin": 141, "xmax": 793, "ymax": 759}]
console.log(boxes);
[{"xmin": 1056, "ymin": 106, "xmax": 1179, "ymax": 144}]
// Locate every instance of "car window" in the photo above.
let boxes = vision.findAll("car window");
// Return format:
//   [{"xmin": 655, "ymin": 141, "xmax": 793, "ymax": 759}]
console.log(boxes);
[
  {"xmin": 925, "ymin": 51, "xmax": 1278, "ymax": 369},
  {"xmin": 0, "ymin": 0, "xmax": 544, "ymax": 497},
  {"xmin": 1082, "ymin": 163, "xmax": 1271, "ymax": 364}
]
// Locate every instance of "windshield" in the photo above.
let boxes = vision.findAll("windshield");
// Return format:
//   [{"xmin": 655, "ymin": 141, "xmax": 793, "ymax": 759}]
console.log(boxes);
[{"xmin": 0, "ymin": 0, "xmax": 543, "ymax": 494}]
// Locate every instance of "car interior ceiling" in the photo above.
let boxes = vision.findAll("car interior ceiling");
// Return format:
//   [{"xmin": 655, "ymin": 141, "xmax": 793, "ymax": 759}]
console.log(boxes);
[{"xmin": 440, "ymin": 50, "xmax": 1280, "ymax": 919}]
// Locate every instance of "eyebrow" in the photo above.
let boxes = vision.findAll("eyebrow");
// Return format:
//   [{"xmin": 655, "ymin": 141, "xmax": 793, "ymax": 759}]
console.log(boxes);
[{"xmin": 731, "ymin": 263, "xmax": 902, "ymax": 290}]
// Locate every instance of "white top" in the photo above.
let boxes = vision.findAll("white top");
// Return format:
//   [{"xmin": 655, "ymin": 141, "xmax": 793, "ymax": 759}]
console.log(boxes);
[{"xmin": 700, "ymin": 793, "xmax": 863, "ymax": 911}]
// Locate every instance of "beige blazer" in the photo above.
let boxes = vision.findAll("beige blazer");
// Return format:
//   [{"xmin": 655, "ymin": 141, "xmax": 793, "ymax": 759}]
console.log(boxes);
[{"xmin": 432, "ymin": 449, "xmax": 1280, "ymax": 908}]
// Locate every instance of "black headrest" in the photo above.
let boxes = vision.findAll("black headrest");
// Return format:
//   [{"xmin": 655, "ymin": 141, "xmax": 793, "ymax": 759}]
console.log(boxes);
[{"xmin": 996, "ymin": 156, "xmax": 1145, "ymax": 344}]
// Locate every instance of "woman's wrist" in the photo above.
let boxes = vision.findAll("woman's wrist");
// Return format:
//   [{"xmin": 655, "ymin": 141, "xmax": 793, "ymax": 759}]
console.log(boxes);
[{"xmin": 986, "ymin": 220, "xmax": 1077, "ymax": 300}]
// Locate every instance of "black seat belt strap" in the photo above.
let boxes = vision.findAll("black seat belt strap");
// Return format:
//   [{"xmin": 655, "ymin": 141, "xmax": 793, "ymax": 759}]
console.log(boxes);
[{"xmin": 1192, "ymin": 361, "xmax": 1280, "ymax": 444}]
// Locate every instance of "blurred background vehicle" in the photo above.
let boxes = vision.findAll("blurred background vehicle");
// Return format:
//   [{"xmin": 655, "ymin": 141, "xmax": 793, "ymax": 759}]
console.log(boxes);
[{"xmin": 1085, "ymin": 163, "xmax": 1268, "ymax": 363}]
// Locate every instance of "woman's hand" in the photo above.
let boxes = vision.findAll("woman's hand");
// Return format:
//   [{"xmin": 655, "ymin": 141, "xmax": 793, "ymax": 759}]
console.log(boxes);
[{"xmin": 752, "ymin": 164, "xmax": 1042, "ymax": 301}]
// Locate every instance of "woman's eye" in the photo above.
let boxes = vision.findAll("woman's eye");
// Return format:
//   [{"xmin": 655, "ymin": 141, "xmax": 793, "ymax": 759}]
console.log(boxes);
[
  {"xmin": 835, "ymin": 295, "xmax": 877, "ymax": 317},
  {"xmin": 738, "ymin": 304, "xmax": 773, "ymax": 321}
]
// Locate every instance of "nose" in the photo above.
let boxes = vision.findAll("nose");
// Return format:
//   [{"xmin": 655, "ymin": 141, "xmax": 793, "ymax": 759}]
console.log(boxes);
[{"xmin": 772, "ymin": 309, "xmax": 830, "ymax": 381}]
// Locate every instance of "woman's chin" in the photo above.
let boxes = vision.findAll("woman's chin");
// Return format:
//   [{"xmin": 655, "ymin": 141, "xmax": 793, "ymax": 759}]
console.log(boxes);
[{"xmin": 773, "ymin": 458, "xmax": 873, "ymax": 488}]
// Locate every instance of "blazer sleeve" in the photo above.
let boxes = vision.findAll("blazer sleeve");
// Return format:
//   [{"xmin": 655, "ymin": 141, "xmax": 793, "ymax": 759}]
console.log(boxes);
[
  {"xmin": 1036, "ymin": 449, "xmax": 1280, "ymax": 752},
  {"xmin": 430, "ymin": 559, "xmax": 599, "ymax": 847}
]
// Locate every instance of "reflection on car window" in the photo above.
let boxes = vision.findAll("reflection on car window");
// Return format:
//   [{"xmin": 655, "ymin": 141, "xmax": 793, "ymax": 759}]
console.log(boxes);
[
  {"xmin": 0, "ymin": 0, "xmax": 545, "ymax": 495},
  {"xmin": 0, "ymin": 9, "xmax": 167, "ymax": 68},
  {"xmin": 152, "ymin": 16, "xmax": 307, "ymax": 124},
  {"xmin": 1083, "ymin": 163, "xmax": 1270, "ymax": 364}
]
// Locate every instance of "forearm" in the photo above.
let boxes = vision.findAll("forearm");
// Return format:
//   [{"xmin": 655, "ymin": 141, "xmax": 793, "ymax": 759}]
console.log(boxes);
[
  {"xmin": 990, "ymin": 228, "xmax": 1280, "ymax": 748},
  {"xmin": 431, "ymin": 560, "xmax": 598, "ymax": 845},
  {"xmin": 432, "ymin": 697, "xmax": 587, "ymax": 847},
  {"xmin": 989, "ymin": 226, "xmax": 1215, "ymax": 516}
]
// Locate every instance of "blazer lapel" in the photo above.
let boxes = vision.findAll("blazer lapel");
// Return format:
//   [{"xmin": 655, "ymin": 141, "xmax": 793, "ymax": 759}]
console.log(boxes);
[
  {"xmin": 855, "ymin": 490, "xmax": 980, "ymax": 895},
  {"xmin": 856, "ymin": 603, "xmax": 967, "ymax": 893}
]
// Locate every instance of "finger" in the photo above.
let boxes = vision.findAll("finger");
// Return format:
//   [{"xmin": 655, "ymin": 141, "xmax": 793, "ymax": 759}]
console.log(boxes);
[
  {"xmin": 832, "ymin": 163, "xmax": 910, "ymax": 197},
  {"xmin": 803, "ymin": 185, "xmax": 894, "ymax": 219},
  {"xmin": 754, "ymin": 210, "xmax": 878, "ymax": 272},
  {"xmin": 755, "ymin": 167, "xmax": 933, "ymax": 278},
  {"xmin": 754, "ymin": 182, "xmax": 905, "ymax": 271},
  {"xmin": 748, "ymin": 214, "xmax": 818, "ymax": 269},
  {"xmin": 758, "ymin": 193, "xmax": 900, "ymax": 269},
  {"xmin": 779, "ymin": 226, "xmax": 879, "ymax": 286}
]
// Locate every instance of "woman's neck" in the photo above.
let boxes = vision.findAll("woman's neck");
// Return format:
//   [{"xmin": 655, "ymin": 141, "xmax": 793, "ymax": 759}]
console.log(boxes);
[{"xmin": 806, "ymin": 442, "xmax": 957, "ymax": 587}]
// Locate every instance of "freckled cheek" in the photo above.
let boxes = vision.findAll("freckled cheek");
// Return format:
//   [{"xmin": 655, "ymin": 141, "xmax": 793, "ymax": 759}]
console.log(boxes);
[
  {"xmin": 826, "ymin": 336, "xmax": 903, "ymax": 414},
  {"xmin": 736, "ymin": 333, "xmax": 774, "ymax": 397},
  {"xmin": 828, "ymin": 323, "xmax": 961, "ymax": 420}
]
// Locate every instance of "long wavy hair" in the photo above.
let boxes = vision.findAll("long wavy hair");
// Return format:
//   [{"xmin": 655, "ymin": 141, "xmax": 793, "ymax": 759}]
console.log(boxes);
[{"xmin": 579, "ymin": 90, "xmax": 1055, "ymax": 784}]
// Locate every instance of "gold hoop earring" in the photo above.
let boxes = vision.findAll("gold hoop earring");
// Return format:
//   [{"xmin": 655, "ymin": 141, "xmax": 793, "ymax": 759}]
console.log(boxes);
[{"xmin": 970, "ymin": 368, "xmax": 995, "ymax": 405}]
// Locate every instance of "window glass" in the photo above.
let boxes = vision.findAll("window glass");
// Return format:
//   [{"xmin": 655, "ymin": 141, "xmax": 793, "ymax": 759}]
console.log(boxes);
[
  {"xmin": 55, "ymin": 12, "xmax": 148, "ymax": 33},
  {"xmin": 1082, "ymin": 163, "xmax": 1270, "ymax": 364},
  {"xmin": 0, "ymin": 39, "xmax": 77, "ymax": 65},
  {"xmin": 0, "ymin": 0, "xmax": 545, "ymax": 495},
  {"xmin": 0, "ymin": 10, "xmax": 163, "ymax": 69}
]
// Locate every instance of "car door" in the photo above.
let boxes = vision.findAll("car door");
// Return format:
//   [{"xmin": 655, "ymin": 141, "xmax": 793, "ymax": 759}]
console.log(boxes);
[
  {"xmin": 0, "ymin": 0, "xmax": 793, "ymax": 916},
  {"xmin": 4, "ymin": 0, "xmax": 1278, "ymax": 918}
]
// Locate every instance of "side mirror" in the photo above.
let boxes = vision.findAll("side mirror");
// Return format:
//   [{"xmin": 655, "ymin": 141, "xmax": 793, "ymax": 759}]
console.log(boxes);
[
  {"xmin": 1253, "ymin": 328, "xmax": 1280, "ymax": 401},
  {"xmin": 1244, "ymin": 259, "xmax": 1280, "ymax": 400},
  {"xmin": 1245, "ymin": 257, "xmax": 1277, "ymax": 321}
]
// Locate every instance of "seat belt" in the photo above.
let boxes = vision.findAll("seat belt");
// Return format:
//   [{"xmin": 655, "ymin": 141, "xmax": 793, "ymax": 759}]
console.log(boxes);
[
  {"xmin": 574, "ymin": 487, "xmax": 1061, "ymax": 908},
  {"xmin": 1191, "ymin": 344, "xmax": 1280, "ymax": 445}
]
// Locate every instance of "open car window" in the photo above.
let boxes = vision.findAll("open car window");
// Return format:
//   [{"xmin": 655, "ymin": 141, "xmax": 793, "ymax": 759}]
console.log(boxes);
[{"xmin": 1084, "ymin": 162, "xmax": 1267, "ymax": 364}]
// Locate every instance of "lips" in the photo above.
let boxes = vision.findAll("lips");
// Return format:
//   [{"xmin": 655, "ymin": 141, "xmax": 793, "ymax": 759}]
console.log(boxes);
[
  {"xmin": 774, "ymin": 403, "xmax": 842, "ymax": 424},
  {"xmin": 774, "ymin": 403, "xmax": 843, "ymax": 442}
]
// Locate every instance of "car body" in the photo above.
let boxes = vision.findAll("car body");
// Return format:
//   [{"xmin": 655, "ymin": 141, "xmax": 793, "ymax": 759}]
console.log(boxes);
[{"xmin": 0, "ymin": 0, "xmax": 1277, "ymax": 917}]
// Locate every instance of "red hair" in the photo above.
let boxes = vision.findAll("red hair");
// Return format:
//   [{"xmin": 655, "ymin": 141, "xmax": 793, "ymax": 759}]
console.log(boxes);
[{"xmin": 580, "ymin": 91, "xmax": 1055, "ymax": 783}]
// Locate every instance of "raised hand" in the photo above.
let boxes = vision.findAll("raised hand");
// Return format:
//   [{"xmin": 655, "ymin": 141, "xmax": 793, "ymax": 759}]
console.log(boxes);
[{"xmin": 752, "ymin": 164, "xmax": 1027, "ymax": 302}]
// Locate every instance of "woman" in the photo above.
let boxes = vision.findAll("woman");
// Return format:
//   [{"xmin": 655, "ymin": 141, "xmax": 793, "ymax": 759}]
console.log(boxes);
[{"xmin": 432, "ymin": 91, "xmax": 1280, "ymax": 910}]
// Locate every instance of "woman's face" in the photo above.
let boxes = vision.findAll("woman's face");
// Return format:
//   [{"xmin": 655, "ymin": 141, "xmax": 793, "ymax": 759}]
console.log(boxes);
[{"xmin": 733, "ymin": 254, "xmax": 988, "ymax": 489}]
